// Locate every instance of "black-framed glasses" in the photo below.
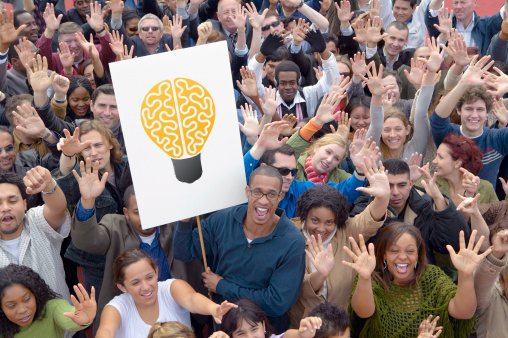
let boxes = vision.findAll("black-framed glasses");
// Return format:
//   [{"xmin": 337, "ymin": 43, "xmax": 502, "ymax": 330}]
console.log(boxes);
[
  {"xmin": 269, "ymin": 165, "xmax": 298, "ymax": 177},
  {"xmin": 261, "ymin": 21, "xmax": 280, "ymax": 32},
  {"xmin": 249, "ymin": 189, "xmax": 281, "ymax": 201},
  {"xmin": 141, "ymin": 26, "xmax": 160, "ymax": 32},
  {"xmin": 0, "ymin": 145, "xmax": 14, "ymax": 154}
]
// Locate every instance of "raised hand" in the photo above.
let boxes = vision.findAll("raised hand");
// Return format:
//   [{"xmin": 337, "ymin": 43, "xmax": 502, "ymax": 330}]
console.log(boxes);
[
  {"xmin": 63, "ymin": 284, "xmax": 96, "ymax": 326},
  {"xmin": 0, "ymin": 10, "xmax": 26, "ymax": 48},
  {"xmin": 26, "ymin": 55, "xmax": 55, "ymax": 93},
  {"xmin": 350, "ymin": 128, "xmax": 367, "ymax": 151},
  {"xmin": 335, "ymin": 0, "xmax": 353, "ymax": 24},
  {"xmin": 460, "ymin": 167, "xmax": 479, "ymax": 196},
  {"xmin": 350, "ymin": 137, "xmax": 381, "ymax": 171},
  {"xmin": 57, "ymin": 42, "xmax": 75, "ymax": 70},
  {"xmin": 368, "ymin": 0, "xmax": 381, "ymax": 20},
  {"xmin": 492, "ymin": 97, "xmax": 508, "ymax": 128},
  {"xmin": 418, "ymin": 37, "xmax": 445, "ymax": 73},
  {"xmin": 280, "ymin": 114, "xmax": 299, "ymax": 136},
  {"xmin": 75, "ymin": 31, "xmax": 94, "ymax": 56},
  {"xmin": 245, "ymin": 3, "xmax": 267, "ymax": 30},
  {"xmin": 109, "ymin": 29, "xmax": 125, "ymax": 58},
  {"xmin": 382, "ymin": 92, "xmax": 394, "ymax": 108},
  {"xmin": 298, "ymin": 316, "xmax": 323, "ymax": 338},
  {"xmin": 255, "ymin": 121, "xmax": 289, "ymax": 151},
  {"xmin": 72, "ymin": 157, "xmax": 109, "ymax": 201},
  {"xmin": 105, "ymin": 0, "xmax": 124, "ymax": 16},
  {"xmin": 418, "ymin": 164, "xmax": 442, "ymax": 201},
  {"xmin": 57, "ymin": 128, "xmax": 92, "ymax": 156},
  {"xmin": 305, "ymin": 28, "xmax": 326, "ymax": 54},
  {"xmin": 405, "ymin": 152, "xmax": 423, "ymax": 182},
  {"xmin": 342, "ymin": 234, "xmax": 376, "ymax": 280},
  {"xmin": 350, "ymin": 52, "xmax": 368, "ymax": 79},
  {"xmin": 197, "ymin": 22, "xmax": 213, "ymax": 43},
  {"xmin": 356, "ymin": 156, "xmax": 389, "ymax": 197},
  {"xmin": 361, "ymin": 62, "xmax": 394, "ymax": 97},
  {"xmin": 461, "ymin": 55, "xmax": 494, "ymax": 87},
  {"xmin": 260, "ymin": 31, "xmax": 290, "ymax": 57},
  {"xmin": 352, "ymin": 18, "xmax": 368, "ymax": 45},
  {"xmin": 43, "ymin": 3, "xmax": 63, "ymax": 33},
  {"xmin": 499, "ymin": 176, "xmax": 508, "ymax": 195},
  {"xmin": 417, "ymin": 315, "xmax": 442, "ymax": 338},
  {"xmin": 292, "ymin": 18, "xmax": 307, "ymax": 46},
  {"xmin": 313, "ymin": 66, "xmax": 323, "ymax": 81},
  {"xmin": 170, "ymin": 15, "xmax": 187, "ymax": 40},
  {"xmin": 86, "ymin": 1, "xmax": 105, "ymax": 32},
  {"xmin": 13, "ymin": 37, "xmax": 34, "ymax": 70},
  {"xmin": 12, "ymin": 104, "xmax": 48, "ymax": 138},
  {"xmin": 447, "ymin": 230, "xmax": 492, "ymax": 276},
  {"xmin": 52, "ymin": 74, "xmax": 70, "ymax": 97},
  {"xmin": 314, "ymin": 92, "xmax": 342, "ymax": 126},
  {"xmin": 491, "ymin": 229, "xmax": 508, "ymax": 259},
  {"xmin": 486, "ymin": 66, "xmax": 508, "ymax": 98},
  {"xmin": 236, "ymin": 66, "xmax": 259, "ymax": 98},
  {"xmin": 434, "ymin": 8, "xmax": 453, "ymax": 36},
  {"xmin": 213, "ymin": 300, "xmax": 237, "ymax": 324},
  {"xmin": 319, "ymin": 0, "xmax": 332, "ymax": 15},
  {"xmin": 404, "ymin": 58, "xmax": 425, "ymax": 88},
  {"xmin": 366, "ymin": 17, "xmax": 387, "ymax": 45},
  {"xmin": 330, "ymin": 75, "xmax": 351, "ymax": 98},
  {"xmin": 162, "ymin": 15, "xmax": 172, "ymax": 35},
  {"xmin": 238, "ymin": 104, "xmax": 259, "ymax": 143},
  {"xmin": 447, "ymin": 34, "xmax": 470, "ymax": 67},
  {"xmin": 332, "ymin": 112, "xmax": 350, "ymax": 139},
  {"xmin": 23, "ymin": 166, "xmax": 56, "ymax": 195},
  {"xmin": 306, "ymin": 234, "xmax": 334, "ymax": 277},
  {"xmin": 455, "ymin": 193, "xmax": 480, "ymax": 216},
  {"xmin": 260, "ymin": 86, "xmax": 279, "ymax": 118},
  {"xmin": 231, "ymin": 3, "xmax": 246, "ymax": 29}
]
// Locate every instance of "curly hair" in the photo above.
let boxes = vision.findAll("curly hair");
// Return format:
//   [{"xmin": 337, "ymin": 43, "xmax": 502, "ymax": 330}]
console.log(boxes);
[
  {"xmin": 308, "ymin": 303, "xmax": 349, "ymax": 338},
  {"xmin": 456, "ymin": 86, "xmax": 492, "ymax": 114},
  {"xmin": 296, "ymin": 185, "xmax": 350, "ymax": 229},
  {"xmin": 440, "ymin": 133, "xmax": 483, "ymax": 175},
  {"xmin": 0, "ymin": 265, "xmax": 59, "ymax": 338}
]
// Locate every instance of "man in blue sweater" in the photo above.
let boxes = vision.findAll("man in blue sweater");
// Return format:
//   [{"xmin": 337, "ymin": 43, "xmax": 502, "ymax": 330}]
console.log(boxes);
[
  {"xmin": 173, "ymin": 166, "xmax": 306, "ymax": 334},
  {"xmin": 430, "ymin": 55, "xmax": 508, "ymax": 187}
]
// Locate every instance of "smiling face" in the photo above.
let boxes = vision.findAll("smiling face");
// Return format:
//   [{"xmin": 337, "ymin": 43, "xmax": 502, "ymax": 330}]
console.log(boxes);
[
  {"xmin": 68, "ymin": 86, "xmax": 91, "ymax": 118},
  {"xmin": 433, "ymin": 144, "xmax": 461, "ymax": 178},
  {"xmin": 0, "ymin": 133, "xmax": 16, "ymax": 172},
  {"xmin": 453, "ymin": 0, "xmax": 476, "ymax": 24},
  {"xmin": 217, "ymin": 0, "xmax": 239, "ymax": 34},
  {"xmin": 1, "ymin": 284, "xmax": 36, "ymax": 327},
  {"xmin": 125, "ymin": 18, "xmax": 140, "ymax": 36},
  {"xmin": 384, "ymin": 233, "xmax": 418, "ymax": 285},
  {"xmin": 58, "ymin": 32, "xmax": 84, "ymax": 62},
  {"xmin": 74, "ymin": 0, "xmax": 91, "ymax": 19},
  {"xmin": 91, "ymin": 93, "xmax": 119, "ymax": 129},
  {"xmin": 392, "ymin": 0, "xmax": 416, "ymax": 23},
  {"xmin": 311, "ymin": 144, "xmax": 345, "ymax": 176},
  {"xmin": 384, "ymin": 26, "xmax": 408, "ymax": 57},
  {"xmin": 305, "ymin": 207, "xmax": 336, "ymax": 242},
  {"xmin": 350, "ymin": 106, "xmax": 371, "ymax": 130},
  {"xmin": 245, "ymin": 175, "xmax": 281, "ymax": 226},
  {"xmin": 457, "ymin": 99, "xmax": 486, "ymax": 138},
  {"xmin": 381, "ymin": 75, "xmax": 401, "ymax": 106},
  {"xmin": 116, "ymin": 260, "xmax": 158, "ymax": 306},
  {"xmin": 271, "ymin": 153, "xmax": 297, "ymax": 193},
  {"xmin": 0, "ymin": 183, "xmax": 26, "ymax": 241},
  {"xmin": 277, "ymin": 71, "xmax": 298, "ymax": 102},
  {"xmin": 261, "ymin": 16, "xmax": 283, "ymax": 38},
  {"xmin": 79, "ymin": 130, "xmax": 113, "ymax": 173},
  {"xmin": 382, "ymin": 117, "xmax": 410, "ymax": 152},
  {"xmin": 16, "ymin": 13, "xmax": 39, "ymax": 43},
  {"xmin": 264, "ymin": 60, "xmax": 281, "ymax": 83},
  {"xmin": 387, "ymin": 173, "xmax": 412, "ymax": 214},
  {"xmin": 139, "ymin": 18, "xmax": 163, "ymax": 47},
  {"xmin": 232, "ymin": 320, "xmax": 266, "ymax": 338},
  {"xmin": 83, "ymin": 64, "xmax": 96, "ymax": 89}
]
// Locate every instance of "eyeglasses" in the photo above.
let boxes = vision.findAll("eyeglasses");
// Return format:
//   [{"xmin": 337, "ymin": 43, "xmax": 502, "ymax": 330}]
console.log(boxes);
[
  {"xmin": 249, "ymin": 189, "xmax": 281, "ymax": 201},
  {"xmin": 0, "ymin": 145, "xmax": 14, "ymax": 154},
  {"xmin": 261, "ymin": 21, "xmax": 281, "ymax": 32},
  {"xmin": 141, "ymin": 26, "xmax": 160, "ymax": 32},
  {"xmin": 269, "ymin": 165, "xmax": 298, "ymax": 177}
]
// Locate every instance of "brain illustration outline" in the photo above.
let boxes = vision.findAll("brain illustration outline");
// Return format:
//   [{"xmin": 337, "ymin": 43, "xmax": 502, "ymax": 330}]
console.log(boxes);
[{"xmin": 140, "ymin": 78, "xmax": 216, "ymax": 159}]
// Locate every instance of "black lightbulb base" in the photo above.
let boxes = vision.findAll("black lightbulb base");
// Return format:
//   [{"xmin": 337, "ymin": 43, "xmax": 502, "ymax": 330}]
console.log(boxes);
[{"xmin": 171, "ymin": 154, "xmax": 203, "ymax": 183}]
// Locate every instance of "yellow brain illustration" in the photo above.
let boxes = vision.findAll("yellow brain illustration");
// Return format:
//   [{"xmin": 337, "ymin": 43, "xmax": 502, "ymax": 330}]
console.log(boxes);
[{"xmin": 140, "ymin": 78, "xmax": 215, "ymax": 158}]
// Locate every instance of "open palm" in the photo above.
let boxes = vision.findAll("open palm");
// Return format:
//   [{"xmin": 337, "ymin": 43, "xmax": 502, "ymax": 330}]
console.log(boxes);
[
  {"xmin": 343, "ymin": 234, "xmax": 376, "ymax": 280},
  {"xmin": 447, "ymin": 230, "xmax": 491, "ymax": 276},
  {"xmin": 306, "ymin": 235, "xmax": 334, "ymax": 277}
]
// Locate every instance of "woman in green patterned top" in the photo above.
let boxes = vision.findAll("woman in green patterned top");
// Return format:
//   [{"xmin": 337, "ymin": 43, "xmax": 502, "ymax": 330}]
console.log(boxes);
[
  {"xmin": 343, "ymin": 222, "xmax": 491, "ymax": 338},
  {"xmin": 0, "ymin": 264, "xmax": 96, "ymax": 338}
]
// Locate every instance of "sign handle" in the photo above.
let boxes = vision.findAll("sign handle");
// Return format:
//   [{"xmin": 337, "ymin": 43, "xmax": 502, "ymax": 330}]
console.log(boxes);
[{"xmin": 196, "ymin": 215, "xmax": 214, "ymax": 302}]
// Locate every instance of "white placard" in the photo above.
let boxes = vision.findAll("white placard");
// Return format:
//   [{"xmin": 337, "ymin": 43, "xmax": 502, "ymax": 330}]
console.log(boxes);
[{"xmin": 110, "ymin": 42, "xmax": 247, "ymax": 229}]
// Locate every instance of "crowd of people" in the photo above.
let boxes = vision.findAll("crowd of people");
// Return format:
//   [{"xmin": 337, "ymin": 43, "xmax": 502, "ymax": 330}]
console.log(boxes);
[{"xmin": 0, "ymin": 0, "xmax": 507, "ymax": 336}]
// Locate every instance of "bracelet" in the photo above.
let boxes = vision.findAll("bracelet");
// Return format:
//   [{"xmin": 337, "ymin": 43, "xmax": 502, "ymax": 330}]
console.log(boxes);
[
  {"xmin": 41, "ymin": 129, "xmax": 51, "ymax": 140},
  {"xmin": 355, "ymin": 169, "xmax": 365, "ymax": 177},
  {"xmin": 62, "ymin": 152, "xmax": 76, "ymax": 158},
  {"xmin": 42, "ymin": 179, "xmax": 58, "ymax": 195},
  {"xmin": 82, "ymin": 319, "xmax": 93, "ymax": 327},
  {"xmin": 53, "ymin": 97, "xmax": 66, "ymax": 104},
  {"xmin": 95, "ymin": 25, "xmax": 106, "ymax": 34},
  {"xmin": 463, "ymin": 190, "xmax": 467, "ymax": 197},
  {"xmin": 296, "ymin": 1, "xmax": 304, "ymax": 8}
]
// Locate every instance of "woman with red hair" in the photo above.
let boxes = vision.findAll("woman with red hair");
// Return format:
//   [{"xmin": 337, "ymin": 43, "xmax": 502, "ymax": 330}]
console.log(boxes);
[{"xmin": 417, "ymin": 133, "xmax": 498, "ymax": 208}]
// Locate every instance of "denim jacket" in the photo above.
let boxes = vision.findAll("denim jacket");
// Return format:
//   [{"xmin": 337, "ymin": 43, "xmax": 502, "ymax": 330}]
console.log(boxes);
[{"xmin": 54, "ymin": 156, "xmax": 130, "ymax": 268}]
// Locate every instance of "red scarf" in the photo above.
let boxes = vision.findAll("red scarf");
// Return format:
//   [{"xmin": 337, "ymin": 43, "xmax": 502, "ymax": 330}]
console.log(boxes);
[{"xmin": 305, "ymin": 156, "xmax": 328, "ymax": 185}]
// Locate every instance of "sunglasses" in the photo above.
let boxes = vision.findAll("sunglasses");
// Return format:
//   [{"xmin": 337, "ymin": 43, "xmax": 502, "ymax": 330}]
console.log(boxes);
[
  {"xmin": 0, "ymin": 145, "xmax": 14, "ymax": 154},
  {"xmin": 269, "ymin": 165, "xmax": 298, "ymax": 177},
  {"xmin": 261, "ymin": 21, "xmax": 280, "ymax": 32},
  {"xmin": 141, "ymin": 26, "xmax": 160, "ymax": 32}
]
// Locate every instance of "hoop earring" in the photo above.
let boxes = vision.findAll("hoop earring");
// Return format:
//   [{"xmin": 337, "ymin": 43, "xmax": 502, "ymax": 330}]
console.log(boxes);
[
  {"xmin": 414, "ymin": 261, "xmax": 418, "ymax": 270},
  {"xmin": 383, "ymin": 260, "xmax": 387, "ymax": 269}
]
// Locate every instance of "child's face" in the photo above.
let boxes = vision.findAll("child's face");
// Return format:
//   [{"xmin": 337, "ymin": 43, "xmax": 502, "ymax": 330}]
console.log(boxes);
[{"xmin": 232, "ymin": 320, "xmax": 265, "ymax": 338}]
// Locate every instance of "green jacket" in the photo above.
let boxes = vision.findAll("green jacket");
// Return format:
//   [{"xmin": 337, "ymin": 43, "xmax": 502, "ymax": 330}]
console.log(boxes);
[
  {"xmin": 287, "ymin": 132, "xmax": 351, "ymax": 184},
  {"xmin": 415, "ymin": 176, "xmax": 498, "ymax": 204}
]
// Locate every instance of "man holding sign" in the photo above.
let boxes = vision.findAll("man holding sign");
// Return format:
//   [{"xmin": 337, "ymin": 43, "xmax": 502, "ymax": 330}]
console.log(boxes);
[{"xmin": 173, "ymin": 165, "xmax": 306, "ymax": 333}]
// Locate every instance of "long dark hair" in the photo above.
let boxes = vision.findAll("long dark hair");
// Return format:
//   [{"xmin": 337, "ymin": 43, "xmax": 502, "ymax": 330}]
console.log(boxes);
[
  {"xmin": 373, "ymin": 222, "xmax": 427, "ymax": 291},
  {"xmin": 0, "ymin": 265, "xmax": 59, "ymax": 338},
  {"xmin": 220, "ymin": 299, "xmax": 272, "ymax": 338}
]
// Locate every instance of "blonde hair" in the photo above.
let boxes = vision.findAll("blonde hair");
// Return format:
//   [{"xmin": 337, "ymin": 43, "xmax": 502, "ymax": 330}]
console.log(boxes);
[
  {"xmin": 148, "ymin": 322, "xmax": 196, "ymax": 338},
  {"xmin": 302, "ymin": 133, "xmax": 348, "ymax": 164},
  {"xmin": 380, "ymin": 107, "xmax": 410, "ymax": 159}
]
